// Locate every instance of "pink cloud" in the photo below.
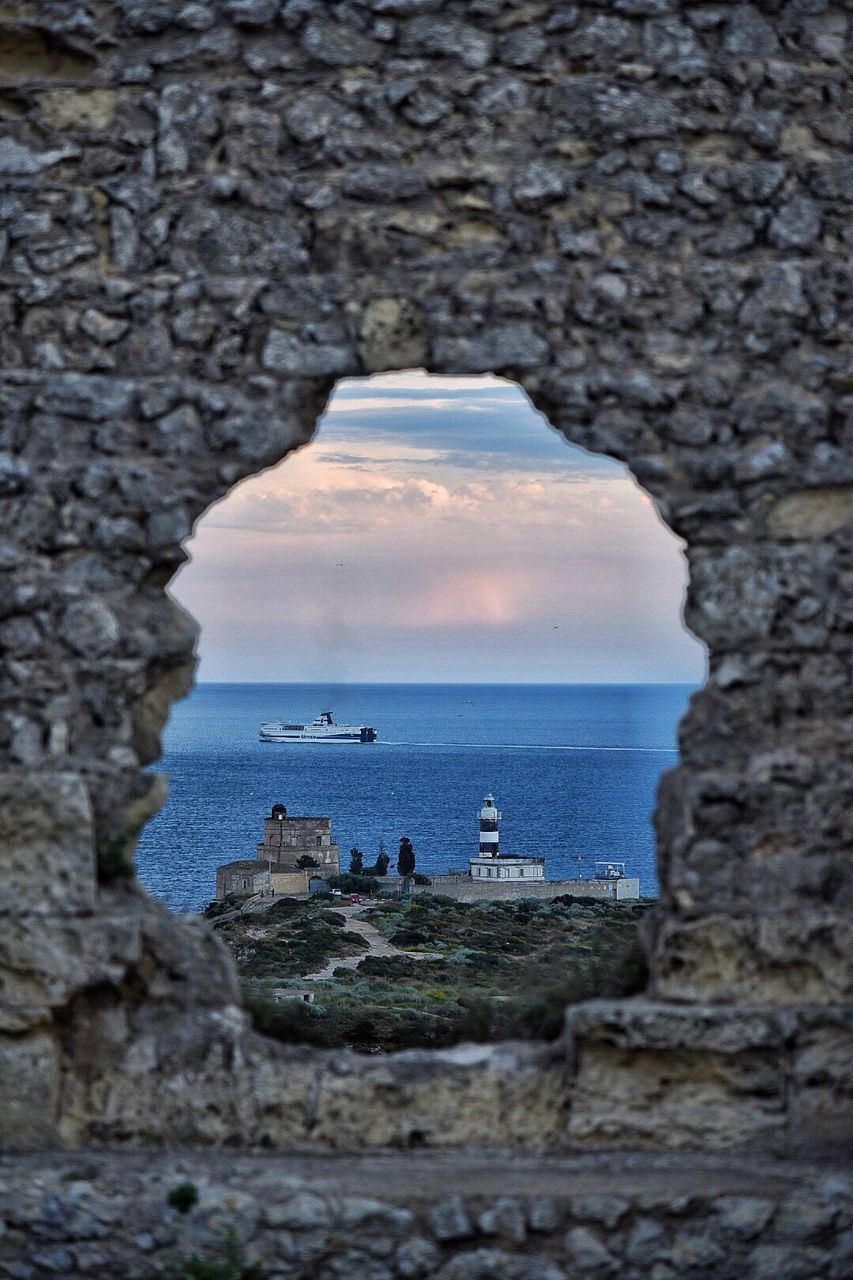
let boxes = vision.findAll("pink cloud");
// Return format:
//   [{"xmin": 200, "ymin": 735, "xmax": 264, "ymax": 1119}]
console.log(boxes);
[{"xmin": 173, "ymin": 374, "xmax": 705, "ymax": 682}]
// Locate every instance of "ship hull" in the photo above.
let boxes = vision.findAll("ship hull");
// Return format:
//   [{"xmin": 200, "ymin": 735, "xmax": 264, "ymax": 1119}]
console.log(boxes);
[{"xmin": 260, "ymin": 731, "xmax": 375, "ymax": 743}]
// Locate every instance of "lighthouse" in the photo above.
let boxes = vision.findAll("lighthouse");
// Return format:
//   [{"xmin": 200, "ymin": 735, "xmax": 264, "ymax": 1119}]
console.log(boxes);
[
  {"xmin": 469, "ymin": 791, "xmax": 546, "ymax": 885},
  {"xmin": 478, "ymin": 792, "xmax": 501, "ymax": 857}
]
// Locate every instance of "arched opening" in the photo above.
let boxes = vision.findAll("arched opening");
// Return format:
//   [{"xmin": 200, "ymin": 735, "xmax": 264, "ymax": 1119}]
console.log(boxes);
[{"xmin": 136, "ymin": 371, "xmax": 705, "ymax": 1049}]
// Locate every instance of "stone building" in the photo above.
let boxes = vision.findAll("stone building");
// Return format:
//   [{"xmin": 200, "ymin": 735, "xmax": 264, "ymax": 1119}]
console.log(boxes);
[
  {"xmin": 214, "ymin": 858, "xmax": 268, "ymax": 899},
  {"xmin": 0, "ymin": 1, "xmax": 851, "ymax": 1274},
  {"xmin": 257, "ymin": 802, "xmax": 339, "ymax": 870},
  {"xmin": 215, "ymin": 802, "xmax": 340, "ymax": 897}
]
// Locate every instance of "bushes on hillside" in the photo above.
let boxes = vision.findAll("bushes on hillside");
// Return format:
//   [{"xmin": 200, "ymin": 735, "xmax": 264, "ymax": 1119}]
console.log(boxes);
[
  {"xmin": 327, "ymin": 872, "xmax": 380, "ymax": 895},
  {"xmin": 228, "ymin": 895, "xmax": 651, "ymax": 1052}
]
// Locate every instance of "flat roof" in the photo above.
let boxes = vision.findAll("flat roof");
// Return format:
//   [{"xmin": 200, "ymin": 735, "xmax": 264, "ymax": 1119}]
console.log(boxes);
[
  {"xmin": 267, "ymin": 815, "xmax": 331, "ymax": 822},
  {"xmin": 470, "ymin": 854, "xmax": 545, "ymax": 864}
]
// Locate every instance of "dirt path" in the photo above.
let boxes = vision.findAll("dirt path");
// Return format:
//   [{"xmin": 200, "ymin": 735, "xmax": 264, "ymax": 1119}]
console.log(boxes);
[{"xmin": 303, "ymin": 904, "xmax": 442, "ymax": 980}]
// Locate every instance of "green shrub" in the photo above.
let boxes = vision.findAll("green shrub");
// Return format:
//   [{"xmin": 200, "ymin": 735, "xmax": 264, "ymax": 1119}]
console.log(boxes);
[
  {"xmin": 244, "ymin": 989, "xmax": 330, "ymax": 1047},
  {"xmin": 317, "ymin": 910, "xmax": 346, "ymax": 927},
  {"xmin": 96, "ymin": 832, "xmax": 134, "ymax": 883},
  {"xmin": 504, "ymin": 940, "xmax": 649, "ymax": 1041},
  {"xmin": 231, "ymin": 921, "xmax": 367, "ymax": 979},
  {"xmin": 167, "ymin": 1183, "xmax": 199, "ymax": 1214},
  {"xmin": 203, "ymin": 893, "xmax": 251, "ymax": 920},
  {"xmin": 389, "ymin": 927, "xmax": 431, "ymax": 948},
  {"xmin": 263, "ymin": 897, "xmax": 305, "ymax": 920},
  {"xmin": 165, "ymin": 1229, "xmax": 263, "ymax": 1280},
  {"xmin": 328, "ymin": 873, "xmax": 380, "ymax": 895}
]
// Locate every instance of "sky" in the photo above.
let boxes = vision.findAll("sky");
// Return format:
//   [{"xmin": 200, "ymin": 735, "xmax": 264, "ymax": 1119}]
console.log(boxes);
[{"xmin": 172, "ymin": 372, "xmax": 706, "ymax": 684}]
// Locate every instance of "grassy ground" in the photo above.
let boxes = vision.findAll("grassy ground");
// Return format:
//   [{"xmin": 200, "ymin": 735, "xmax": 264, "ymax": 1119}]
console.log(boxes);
[
  {"xmin": 209, "ymin": 898, "xmax": 369, "ymax": 979},
  {"xmin": 212, "ymin": 893, "xmax": 650, "ymax": 1052}
]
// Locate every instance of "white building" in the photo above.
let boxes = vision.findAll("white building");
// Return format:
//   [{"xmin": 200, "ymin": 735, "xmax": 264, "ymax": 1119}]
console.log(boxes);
[
  {"xmin": 469, "ymin": 792, "xmax": 545, "ymax": 882},
  {"xmin": 470, "ymin": 854, "xmax": 546, "ymax": 881},
  {"xmin": 593, "ymin": 861, "xmax": 640, "ymax": 901}
]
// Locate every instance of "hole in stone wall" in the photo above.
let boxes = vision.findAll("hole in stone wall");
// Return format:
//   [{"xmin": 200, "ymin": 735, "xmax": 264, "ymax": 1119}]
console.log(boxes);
[{"xmin": 136, "ymin": 372, "xmax": 705, "ymax": 1051}]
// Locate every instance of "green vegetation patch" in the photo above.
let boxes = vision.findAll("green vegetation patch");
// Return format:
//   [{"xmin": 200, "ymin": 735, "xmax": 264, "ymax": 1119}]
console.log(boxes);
[
  {"xmin": 203, "ymin": 892, "xmax": 252, "ymax": 921},
  {"xmin": 229, "ymin": 895, "xmax": 650, "ymax": 1051},
  {"xmin": 96, "ymin": 832, "xmax": 135, "ymax": 883},
  {"xmin": 167, "ymin": 1183, "xmax": 199, "ymax": 1214},
  {"xmin": 164, "ymin": 1230, "xmax": 263, "ymax": 1280},
  {"xmin": 327, "ymin": 872, "xmax": 381, "ymax": 895},
  {"xmin": 213, "ymin": 898, "xmax": 368, "ymax": 979}
]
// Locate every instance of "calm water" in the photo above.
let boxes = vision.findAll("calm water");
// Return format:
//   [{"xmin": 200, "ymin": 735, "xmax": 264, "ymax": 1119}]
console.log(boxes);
[{"xmin": 136, "ymin": 683, "xmax": 695, "ymax": 911}]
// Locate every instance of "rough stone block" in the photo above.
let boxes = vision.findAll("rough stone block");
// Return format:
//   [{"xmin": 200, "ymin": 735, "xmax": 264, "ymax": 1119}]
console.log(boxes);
[
  {"xmin": 358, "ymin": 297, "xmax": 428, "ymax": 373},
  {"xmin": 653, "ymin": 913, "xmax": 853, "ymax": 1005},
  {"xmin": 130, "ymin": 660, "xmax": 196, "ymax": 767},
  {"xmin": 0, "ymin": 772, "xmax": 95, "ymax": 916},
  {"xmin": 685, "ymin": 544, "xmax": 838, "ymax": 651},
  {"xmin": 0, "ymin": 27, "xmax": 96, "ymax": 81},
  {"xmin": 0, "ymin": 1031, "xmax": 59, "ymax": 1149},
  {"xmin": 0, "ymin": 913, "xmax": 142, "ymax": 1032},
  {"xmin": 655, "ymin": 763, "xmax": 853, "ymax": 915},
  {"xmin": 36, "ymin": 89, "xmax": 117, "ymax": 130},
  {"xmin": 137, "ymin": 899, "xmax": 242, "ymax": 1009},
  {"xmin": 59, "ymin": 1005, "xmax": 275, "ymax": 1147},
  {"xmin": 261, "ymin": 329, "xmax": 352, "ymax": 377},
  {"xmin": 766, "ymin": 487, "xmax": 853, "ymax": 540},
  {"xmin": 433, "ymin": 325, "xmax": 550, "ymax": 373},
  {"xmin": 312, "ymin": 1043, "xmax": 566, "ymax": 1150},
  {"xmin": 788, "ymin": 1011, "xmax": 853, "ymax": 1157},
  {"xmin": 566, "ymin": 1001, "xmax": 788, "ymax": 1151}
]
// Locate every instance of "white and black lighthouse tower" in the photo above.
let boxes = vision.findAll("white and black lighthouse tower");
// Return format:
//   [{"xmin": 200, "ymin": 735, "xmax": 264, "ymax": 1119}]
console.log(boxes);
[
  {"xmin": 470, "ymin": 791, "xmax": 545, "ymax": 882},
  {"xmin": 478, "ymin": 792, "xmax": 501, "ymax": 858}
]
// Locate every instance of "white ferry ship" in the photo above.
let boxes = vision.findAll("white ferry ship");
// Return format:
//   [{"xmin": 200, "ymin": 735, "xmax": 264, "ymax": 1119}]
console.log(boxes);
[{"xmin": 259, "ymin": 711, "xmax": 377, "ymax": 743}]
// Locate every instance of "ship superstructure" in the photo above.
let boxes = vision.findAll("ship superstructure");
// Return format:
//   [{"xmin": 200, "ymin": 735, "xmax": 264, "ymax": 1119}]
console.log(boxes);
[{"xmin": 259, "ymin": 710, "xmax": 377, "ymax": 743}]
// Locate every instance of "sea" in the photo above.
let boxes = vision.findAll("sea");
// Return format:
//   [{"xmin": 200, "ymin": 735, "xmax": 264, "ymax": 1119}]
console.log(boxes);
[{"xmin": 135, "ymin": 683, "xmax": 696, "ymax": 912}]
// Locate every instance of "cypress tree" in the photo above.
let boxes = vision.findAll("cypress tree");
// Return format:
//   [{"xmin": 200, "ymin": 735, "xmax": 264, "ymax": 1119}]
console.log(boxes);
[{"xmin": 398, "ymin": 837, "xmax": 415, "ymax": 877}]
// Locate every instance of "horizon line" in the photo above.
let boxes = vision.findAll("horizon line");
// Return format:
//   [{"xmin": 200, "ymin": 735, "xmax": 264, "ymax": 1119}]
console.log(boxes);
[{"xmin": 192, "ymin": 678, "xmax": 700, "ymax": 688}]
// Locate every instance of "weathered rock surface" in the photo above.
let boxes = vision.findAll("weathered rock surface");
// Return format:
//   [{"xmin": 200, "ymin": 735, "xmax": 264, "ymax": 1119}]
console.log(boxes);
[
  {"xmin": 0, "ymin": 0, "xmax": 851, "ymax": 1230},
  {"xmin": 0, "ymin": 1150, "xmax": 850, "ymax": 1280},
  {"xmin": 0, "ymin": 773, "xmax": 95, "ymax": 916}
]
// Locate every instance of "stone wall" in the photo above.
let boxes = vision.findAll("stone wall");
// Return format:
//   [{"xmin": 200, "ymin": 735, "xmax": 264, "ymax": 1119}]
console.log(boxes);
[
  {"xmin": 0, "ymin": 0, "xmax": 851, "ymax": 1239},
  {"xmin": 270, "ymin": 867, "xmax": 316, "ymax": 895},
  {"xmin": 1, "ymin": 1150, "xmax": 850, "ymax": 1280},
  {"xmin": 412, "ymin": 876, "xmax": 640, "ymax": 902}
]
